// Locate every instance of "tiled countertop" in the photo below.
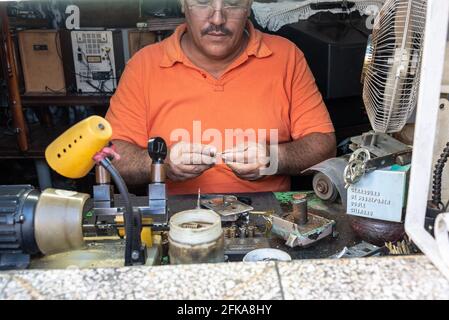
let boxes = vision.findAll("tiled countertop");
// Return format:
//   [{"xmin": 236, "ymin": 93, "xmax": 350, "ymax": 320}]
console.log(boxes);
[{"xmin": 1, "ymin": 255, "xmax": 448, "ymax": 300}]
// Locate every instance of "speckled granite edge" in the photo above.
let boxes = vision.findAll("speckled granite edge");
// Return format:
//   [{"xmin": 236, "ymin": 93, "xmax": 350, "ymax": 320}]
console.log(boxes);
[
  {"xmin": 0, "ymin": 261, "xmax": 282, "ymax": 300},
  {"xmin": 278, "ymin": 255, "xmax": 449, "ymax": 300},
  {"xmin": 1, "ymin": 256, "xmax": 448, "ymax": 300}
]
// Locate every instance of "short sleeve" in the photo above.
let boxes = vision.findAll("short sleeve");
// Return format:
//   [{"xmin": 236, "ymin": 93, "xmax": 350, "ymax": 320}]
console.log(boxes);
[
  {"xmin": 290, "ymin": 49, "xmax": 334, "ymax": 140},
  {"xmin": 105, "ymin": 53, "xmax": 148, "ymax": 148}
]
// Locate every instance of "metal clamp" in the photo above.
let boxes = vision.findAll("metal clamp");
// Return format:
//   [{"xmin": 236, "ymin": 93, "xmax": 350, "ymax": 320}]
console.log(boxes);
[{"xmin": 344, "ymin": 148, "xmax": 371, "ymax": 188}]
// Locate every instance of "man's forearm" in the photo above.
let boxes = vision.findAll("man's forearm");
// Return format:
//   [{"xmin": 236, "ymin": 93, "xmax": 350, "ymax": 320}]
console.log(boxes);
[
  {"xmin": 111, "ymin": 139, "xmax": 151, "ymax": 186},
  {"xmin": 277, "ymin": 133, "xmax": 337, "ymax": 175}
]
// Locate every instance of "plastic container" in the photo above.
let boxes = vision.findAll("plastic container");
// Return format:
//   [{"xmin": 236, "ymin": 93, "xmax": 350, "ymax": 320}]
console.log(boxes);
[
  {"xmin": 168, "ymin": 209, "xmax": 224, "ymax": 265},
  {"xmin": 243, "ymin": 248, "xmax": 292, "ymax": 262}
]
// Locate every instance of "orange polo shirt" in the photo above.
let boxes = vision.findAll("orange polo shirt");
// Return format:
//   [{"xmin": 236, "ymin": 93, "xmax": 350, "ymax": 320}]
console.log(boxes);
[{"xmin": 106, "ymin": 22, "xmax": 334, "ymax": 195}]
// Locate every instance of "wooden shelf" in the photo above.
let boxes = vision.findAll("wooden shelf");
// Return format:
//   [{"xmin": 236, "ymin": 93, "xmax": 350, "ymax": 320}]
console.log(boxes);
[
  {"xmin": 21, "ymin": 93, "xmax": 112, "ymax": 107},
  {"xmin": 0, "ymin": 123, "xmax": 71, "ymax": 159}
]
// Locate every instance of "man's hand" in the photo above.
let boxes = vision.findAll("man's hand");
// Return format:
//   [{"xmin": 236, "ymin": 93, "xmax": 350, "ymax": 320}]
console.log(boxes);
[
  {"xmin": 167, "ymin": 142, "xmax": 217, "ymax": 182},
  {"xmin": 221, "ymin": 142, "xmax": 270, "ymax": 181}
]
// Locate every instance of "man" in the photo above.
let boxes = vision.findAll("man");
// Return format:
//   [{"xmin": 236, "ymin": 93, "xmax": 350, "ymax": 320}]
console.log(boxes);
[{"xmin": 106, "ymin": 0, "xmax": 336, "ymax": 195}]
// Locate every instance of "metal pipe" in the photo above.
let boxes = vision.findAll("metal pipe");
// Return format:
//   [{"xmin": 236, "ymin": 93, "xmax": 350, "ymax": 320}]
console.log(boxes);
[
  {"xmin": 150, "ymin": 163, "xmax": 165, "ymax": 183},
  {"xmin": 95, "ymin": 165, "xmax": 111, "ymax": 184},
  {"xmin": 292, "ymin": 198, "xmax": 308, "ymax": 225},
  {"xmin": 0, "ymin": 5, "xmax": 28, "ymax": 152}
]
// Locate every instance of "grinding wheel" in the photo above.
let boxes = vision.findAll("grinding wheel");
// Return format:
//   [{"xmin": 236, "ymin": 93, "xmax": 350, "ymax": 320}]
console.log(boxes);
[{"xmin": 313, "ymin": 172, "xmax": 339, "ymax": 202}]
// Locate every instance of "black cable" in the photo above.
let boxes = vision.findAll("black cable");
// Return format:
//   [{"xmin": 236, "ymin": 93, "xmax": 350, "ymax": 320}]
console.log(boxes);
[
  {"xmin": 432, "ymin": 141, "xmax": 449, "ymax": 209},
  {"xmin": 105, "ymin": 50, "xmax": 116, "ymax": 92},
  {"xmin": 99, "ymin": 157, "xmax": 145, "ymax": 266},
  {"xmin": 86, "ymin": 80, "xmax": 106, "ymax": 94},
  {"xmin": 79, "ymin": 48, "xmax": 104, "ymax": 94}
]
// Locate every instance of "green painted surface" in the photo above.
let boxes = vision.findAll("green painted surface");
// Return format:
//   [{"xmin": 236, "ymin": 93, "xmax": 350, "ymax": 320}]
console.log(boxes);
[
  {"xmin": 390, "ymin": 164, "xmax": 411, "ymax": 172},
  {"xmin": 274, "ymin": 192, "xmax": 328, "ymax": 211}
]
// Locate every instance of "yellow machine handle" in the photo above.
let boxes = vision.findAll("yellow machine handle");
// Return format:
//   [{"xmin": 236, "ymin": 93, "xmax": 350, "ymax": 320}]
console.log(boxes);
[{"xmin": 45, "ymin": 116, "xmax": 112, "ymax": 179}]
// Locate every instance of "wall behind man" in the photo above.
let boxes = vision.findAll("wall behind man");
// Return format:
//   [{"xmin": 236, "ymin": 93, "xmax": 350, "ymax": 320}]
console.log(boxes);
[
  {"xmin": 9, "ymin": 0, "xmax": 182, "ymax": 29},
  {"xmin": 52, "ymin": 0, "xmax": 143, "ymax": 28}
]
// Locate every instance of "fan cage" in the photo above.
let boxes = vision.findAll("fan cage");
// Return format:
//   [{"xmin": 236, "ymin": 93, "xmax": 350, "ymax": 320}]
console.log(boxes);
[{"xmin": 362, "ymin": 0, "xmax": 427, "ymax": 134}]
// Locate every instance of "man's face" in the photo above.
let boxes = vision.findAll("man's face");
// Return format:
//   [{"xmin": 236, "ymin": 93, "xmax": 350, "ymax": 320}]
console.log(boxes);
[{"xmin": 183, "ymin": 0, "xmax": 251, "ymax": 60}]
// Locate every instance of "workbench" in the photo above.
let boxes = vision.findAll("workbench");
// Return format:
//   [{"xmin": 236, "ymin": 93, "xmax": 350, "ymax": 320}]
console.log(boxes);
[
  {"xmin": 1, "ymin": 192, "xmax": 448, "ymax": 300},
  {"xmin": 167, "ymin": 191, "xmax": 358, "ymax": 261},
  {"xmin": 29, "ymin": 191, "xmax": 358, "ymax": 269}
]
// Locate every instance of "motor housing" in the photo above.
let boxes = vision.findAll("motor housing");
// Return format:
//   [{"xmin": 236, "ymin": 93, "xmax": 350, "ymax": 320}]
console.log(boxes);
[
  {"xmin": 0, "ymin": 185, "xmax": 40, "ymax": 269},
  {"xmin": 0, "ymin": 185, "xmax": 89, "ymax": 270}
]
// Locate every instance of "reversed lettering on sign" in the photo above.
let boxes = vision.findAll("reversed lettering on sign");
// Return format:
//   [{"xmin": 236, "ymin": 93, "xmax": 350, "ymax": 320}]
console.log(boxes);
[{"xmin": 347, "ymin": 169, "xmax": 407, "ymax": 223}]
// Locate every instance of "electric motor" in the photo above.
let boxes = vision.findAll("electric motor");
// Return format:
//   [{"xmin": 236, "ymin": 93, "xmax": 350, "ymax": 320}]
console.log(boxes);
[
  {"xmin": 0, "ymin": 185, "xmax": 90, "ymax": 270},
  {"xmin": 0, "ymin": 185, "xmax": 40, "ymax": 270}
]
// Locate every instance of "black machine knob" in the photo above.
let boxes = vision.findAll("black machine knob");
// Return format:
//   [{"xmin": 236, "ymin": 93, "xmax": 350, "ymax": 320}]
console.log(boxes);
[{"xmin": 148, "ymin": 137, "xmax": 167, "ymax": 164}]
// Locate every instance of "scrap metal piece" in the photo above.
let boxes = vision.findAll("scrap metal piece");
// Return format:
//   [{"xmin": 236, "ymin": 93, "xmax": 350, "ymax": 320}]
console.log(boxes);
[
  {"xmin": 385, "ymin": 240, "xmax": 412, "ymax": 255},
  {"xmin": 329, "ymin": 241, "xmax": 383, "ymax": 259},
  {"xmin": 224, "ymin": 237, "xmax": 271, "ymax": 256},
  {"xmin": 200, "ymin": 195, "xmax": 254, "ymax": 222},
  {"xmin": 247, "ymin": 225, "xmax": 256, "ymax": 238},
  {"xmin": 271, "ymin": 213, "xmax": 335, "ymax": 248},
  {"xmin": 291, "ymin": 197, "xmax": 308, "ymax": 225},
  {"xmin": 239, "ymin": 226, "xmax": 247, "ymax": 238},
  {"xmin": 196, "ymin": 188, "xmax": 201, "ymax": 209},
  {"xmin": 351, "ymin": 131, "xmax": 411, "ymax": 157}
]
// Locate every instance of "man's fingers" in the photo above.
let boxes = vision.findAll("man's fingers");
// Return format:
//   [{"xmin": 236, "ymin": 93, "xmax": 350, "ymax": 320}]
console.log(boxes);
[
  {"xmin": 221, "ymin": 151, "xmax": 246, "ymax": 163},
  {"xmin": 178, "ymin": 153, "xmax": 216, "ymax": 165},
  {"xmin": 222, "ymin": 148, "xmax": 254, "ymax": 163},
  {"xmin": 222, "ymin": 148, "xmax": 268, "ymax": 164},
  {"xmin": 189, "ymin": 143, "xmax": 217, "ymax": 156},
  {"xmin": 167, "ymin": 164, "xmax": 211, "ymax": 182},
  {"xmin": 171, "ymin": 142, "xmax": 217, "ymax": 156},
  {"xmin": 177, "ymin": 164, "xmax": 212, "ymax": 174},
  {"xmin": 226, "ymin": 162, "xmax": 260, "ymax": 175},
  {"xmin": 226, "ymin": 162, "xmax": 263, "ymax": 181}
]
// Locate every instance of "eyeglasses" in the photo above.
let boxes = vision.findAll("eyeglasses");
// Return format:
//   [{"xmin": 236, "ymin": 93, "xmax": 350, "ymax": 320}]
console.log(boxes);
[{"xmin": 186, "ymin": 0, "xmax": 249, "ymax": 20}]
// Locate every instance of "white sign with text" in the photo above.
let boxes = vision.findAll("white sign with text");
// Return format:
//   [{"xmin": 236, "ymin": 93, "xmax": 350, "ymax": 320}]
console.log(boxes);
[{"xmin": 347, "ymin": 167, "xmax": 409, "ymax": 223}]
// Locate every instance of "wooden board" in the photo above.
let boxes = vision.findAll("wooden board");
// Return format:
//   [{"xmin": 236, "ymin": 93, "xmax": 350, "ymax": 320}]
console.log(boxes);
[
  {"xmin": 128, "ymin": 29, "xmax": 156, "ymax": 58},
  {"xmin": 18, "ymin": 30, "xmax": 66, "ymax": 94}
]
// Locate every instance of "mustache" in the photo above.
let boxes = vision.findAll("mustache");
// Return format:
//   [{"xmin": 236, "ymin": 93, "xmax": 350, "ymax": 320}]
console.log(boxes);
[{"xmin": 201, "ymin": 25, "xmax": 233, "ymax": 36}]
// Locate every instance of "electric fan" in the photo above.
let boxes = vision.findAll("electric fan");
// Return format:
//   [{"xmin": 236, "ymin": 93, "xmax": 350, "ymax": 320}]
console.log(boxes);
[
  {"xmin": 306, "ymin": 0, "xmax": 427, "ymax": 224},
  {"xmin": 343, "ymin": 0, "xmax": 427, "ymax": 187}
]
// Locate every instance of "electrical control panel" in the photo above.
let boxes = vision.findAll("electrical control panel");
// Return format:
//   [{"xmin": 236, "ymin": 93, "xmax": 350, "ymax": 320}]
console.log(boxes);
[{"xmin": 70, "ymin": 30, "xmax": 124, "ymax": 93}]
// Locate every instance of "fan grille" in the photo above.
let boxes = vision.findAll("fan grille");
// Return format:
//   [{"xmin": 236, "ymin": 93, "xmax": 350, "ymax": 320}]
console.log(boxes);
[{"xmin": 363, "ymin": 0, "xmax": 427, "ymax": 133}]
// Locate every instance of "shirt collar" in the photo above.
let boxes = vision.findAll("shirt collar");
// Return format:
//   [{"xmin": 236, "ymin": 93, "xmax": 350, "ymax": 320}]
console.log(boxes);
[{"xmin": 160, "ymin": 20, "xmax": 272, "ymax": 68}]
